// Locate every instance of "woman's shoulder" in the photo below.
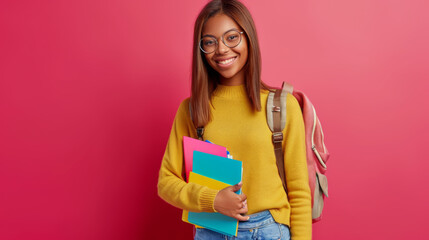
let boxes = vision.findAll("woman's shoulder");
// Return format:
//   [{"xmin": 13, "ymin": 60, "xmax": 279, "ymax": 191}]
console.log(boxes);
[
  {"xmin": 176, "ymin": 97, "xmax": 191, "ymax": 115},
  {"xmin": 171, "ymin": 97, "xmax": 194, "ymax": 130},
  {"xmin": 178, "ymin": 97, "xmax": 191, "ymax": 107},
  {"xmin": 285, "ymin": 93, "xmax": 304, "ymax": 125},
  {"xmin": 286, "ymin": 93, "xmax": 300, "ymax": 109}
]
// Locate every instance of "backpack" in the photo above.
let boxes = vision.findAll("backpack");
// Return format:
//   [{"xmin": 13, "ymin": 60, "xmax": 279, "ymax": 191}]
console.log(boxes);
[
  {"xmin": 267, "ymin": 82, "xmax": 329, "ymax": 223},
  {"xmin": 190, "ymin": 81, "xmax": 329, "ymax": 222}
]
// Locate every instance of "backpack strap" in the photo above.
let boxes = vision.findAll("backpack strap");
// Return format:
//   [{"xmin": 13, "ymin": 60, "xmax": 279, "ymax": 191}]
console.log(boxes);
[
  {"xmin": 189, "ymin": 102, "xmax": 204, "ymax": 140},
  {"xmin": 267, "ymin": 82, "xmax": 292, "ymax": 193},
  {"xmin": 282, "ymin": 82, "xmax": 294, "ymax": 94}
]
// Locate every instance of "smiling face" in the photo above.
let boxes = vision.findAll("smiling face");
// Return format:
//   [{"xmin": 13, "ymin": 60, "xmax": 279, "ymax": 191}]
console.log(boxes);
[{"xmin": 202, "ymin": 14, "xmax": 248, "ymax": 86}]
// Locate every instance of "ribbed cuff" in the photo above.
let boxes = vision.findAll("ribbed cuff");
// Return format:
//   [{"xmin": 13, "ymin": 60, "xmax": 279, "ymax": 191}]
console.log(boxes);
[{"xmin": 199, "ymin": 188, "xmax": 219, "ymax": 212}]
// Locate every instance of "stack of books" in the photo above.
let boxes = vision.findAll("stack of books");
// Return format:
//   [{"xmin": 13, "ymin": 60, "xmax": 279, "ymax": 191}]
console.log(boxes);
[{"xmin": 182, "ymin": 136, "xmax": 243, "ymax": 237}]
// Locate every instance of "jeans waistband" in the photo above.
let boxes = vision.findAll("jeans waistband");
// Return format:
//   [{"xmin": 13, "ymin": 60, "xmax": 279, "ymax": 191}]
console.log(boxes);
[{"xmin": 237, "ymin": 210, "xmax": 274, "ymax": 230}]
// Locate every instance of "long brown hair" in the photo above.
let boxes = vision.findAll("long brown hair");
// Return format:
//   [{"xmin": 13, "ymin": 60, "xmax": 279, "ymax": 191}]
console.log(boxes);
[{"xmin": 191, "ymin": 0, "xmax": 270, "ymax": 127}]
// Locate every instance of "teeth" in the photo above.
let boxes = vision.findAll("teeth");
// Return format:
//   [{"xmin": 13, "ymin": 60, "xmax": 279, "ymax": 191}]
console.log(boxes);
[{"xmin": 218, "ymin": 57, "xmax": 235, "ymax": 64}]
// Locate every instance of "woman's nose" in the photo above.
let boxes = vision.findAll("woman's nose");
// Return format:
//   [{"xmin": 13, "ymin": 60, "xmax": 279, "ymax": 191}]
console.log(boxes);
[{"xmin": 216, "ymin": 39, "xmax": 229, "ymax": 54}]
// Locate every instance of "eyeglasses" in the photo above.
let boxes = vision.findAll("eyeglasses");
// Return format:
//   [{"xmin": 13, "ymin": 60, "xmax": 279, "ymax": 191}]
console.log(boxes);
[{"xmin": 199, "ymin": 29, "xmax": 244, "ymax": 54}]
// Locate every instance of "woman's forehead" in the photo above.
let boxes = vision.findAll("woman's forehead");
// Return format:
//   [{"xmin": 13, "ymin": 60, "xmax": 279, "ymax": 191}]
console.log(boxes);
[{"xmin": 202, "ymin": 14, "xmax": 240, "ymax": 36}]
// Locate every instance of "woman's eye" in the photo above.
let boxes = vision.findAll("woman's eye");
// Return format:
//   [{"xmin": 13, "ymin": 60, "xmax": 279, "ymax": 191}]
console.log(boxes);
[
  {"xmin": 204, "ymin": 40, "xmax": 215, "ymax": 46},
  {"xmin": 227, "ymin": 35, "xmax": 238, "ymax": 41}
]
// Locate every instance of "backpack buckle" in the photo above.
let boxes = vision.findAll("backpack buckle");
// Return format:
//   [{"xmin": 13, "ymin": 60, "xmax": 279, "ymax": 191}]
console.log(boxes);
[
  {"xmin": 272, "ymin": 132, "xmax": 283, "ymax": 143},
  {"xmin": 196, "ymin": 127, "xmax": 204, "ymax": 140},
  {"xmin": 272, "ymin": 106, "xmax": 281, "ymax": 112}
]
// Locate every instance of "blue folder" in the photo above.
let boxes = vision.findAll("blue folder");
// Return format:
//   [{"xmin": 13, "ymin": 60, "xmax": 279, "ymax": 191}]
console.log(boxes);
[{"xmin": 188, "ymin": 151, "xmax": 243, "ymax": 236}]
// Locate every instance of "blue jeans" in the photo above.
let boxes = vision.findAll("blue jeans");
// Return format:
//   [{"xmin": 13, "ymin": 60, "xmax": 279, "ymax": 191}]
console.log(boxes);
[{"xmin": 194, "ymin": 210, "xmax": 291, "ymax": 240}]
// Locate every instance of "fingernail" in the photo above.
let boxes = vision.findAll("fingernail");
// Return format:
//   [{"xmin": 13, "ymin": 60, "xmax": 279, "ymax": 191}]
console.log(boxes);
[
  {"xmin": 238, "ymin": 181, "xmax": 242, "ymax": 185},
  {"xmin": 247, "ymin": 216, "xmax": 250, "ymax": 220}
]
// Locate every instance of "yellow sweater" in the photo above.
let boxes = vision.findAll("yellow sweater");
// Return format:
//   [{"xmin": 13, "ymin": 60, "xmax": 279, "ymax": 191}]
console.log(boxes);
[{"xmin": 158, "ymin": 84, "xmax": 312, "ymax": 240}]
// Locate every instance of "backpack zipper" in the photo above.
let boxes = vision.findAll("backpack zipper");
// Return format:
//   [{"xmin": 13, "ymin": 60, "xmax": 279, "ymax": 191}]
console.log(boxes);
[{"xmin": 311, "ymin": 106, "xmax": 327, "ymax": 169}]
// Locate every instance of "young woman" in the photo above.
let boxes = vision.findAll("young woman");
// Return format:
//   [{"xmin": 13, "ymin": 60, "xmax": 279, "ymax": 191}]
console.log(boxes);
[{"xmin": 157, "ymin": 0, "xmax": 311, "ymax": 239}]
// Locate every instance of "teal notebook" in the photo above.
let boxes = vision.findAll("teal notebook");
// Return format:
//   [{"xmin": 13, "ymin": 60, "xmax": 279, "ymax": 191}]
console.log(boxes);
[{"xmin": 188, "ymin": 151, "xmax": 243, "ymax": 236}]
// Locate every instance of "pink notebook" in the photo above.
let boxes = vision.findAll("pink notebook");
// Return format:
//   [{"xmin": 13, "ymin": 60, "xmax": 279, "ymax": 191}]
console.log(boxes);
[{"xmin": 182, "ymin": 136, "xmax": 227, "ymax": 181}]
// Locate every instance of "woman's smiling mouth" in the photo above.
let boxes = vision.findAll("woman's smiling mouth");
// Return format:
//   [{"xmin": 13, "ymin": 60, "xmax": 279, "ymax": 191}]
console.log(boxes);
[{"xmin": 215, "ymin": 56, "xmax": 237, "ymax": 67}]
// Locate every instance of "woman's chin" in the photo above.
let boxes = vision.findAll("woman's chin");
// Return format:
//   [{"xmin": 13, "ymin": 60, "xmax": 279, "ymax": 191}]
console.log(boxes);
[
  {"xmin": 218, "ymin": 69, "xmax": 246, "ymax": 85},
  {"xmin": 220, "ymin": 73, "xmax": 234, "ymax": 80},
  {"xmin": 218, "ymin": 69, "xmax": 239, "ymax": 80}
]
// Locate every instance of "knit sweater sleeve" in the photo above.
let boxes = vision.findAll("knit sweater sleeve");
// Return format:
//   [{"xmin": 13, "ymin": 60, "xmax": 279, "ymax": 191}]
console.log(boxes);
[
  {"xmin": 283, "ymin": 94, "xmax": 312, "ymax": 240},
  {"xmin": 157, "ymin": 99, "xmax": 218, "ymax": 213}
]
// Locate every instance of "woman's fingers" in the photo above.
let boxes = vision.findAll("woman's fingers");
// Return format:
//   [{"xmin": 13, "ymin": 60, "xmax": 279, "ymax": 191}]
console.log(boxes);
[
  {"xmin": 235, "ymin": 198, "xmax": 248, "ymax": 216},
  {"xmin": 213, "ymin": 183, "xmax": 250, "ymax": 220},
  {"xmin": 231, "ymin": 181, "xmax": 243, "ymax": 192},
  {"xmin": 237, "ymin": 205, "xmax": 248, "ymax": 214},
  {"xmin": 234, "ymin": 213, "xmax": 250, "ymax": 221},
  {"xmin": 240, "ymin": 193, "xmax": 247, "ymax": 202}
]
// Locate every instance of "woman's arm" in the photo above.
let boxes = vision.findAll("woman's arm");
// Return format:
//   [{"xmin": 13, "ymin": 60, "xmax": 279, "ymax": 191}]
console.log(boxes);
[{"xmin": 157, "ymin": 99, "xmax": 218, "ymax": 213}]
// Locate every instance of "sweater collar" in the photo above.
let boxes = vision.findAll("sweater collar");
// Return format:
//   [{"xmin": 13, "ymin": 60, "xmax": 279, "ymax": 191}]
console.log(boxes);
[{"xmin": 212, "ymin": 84, "xmax": 248, "ymax": 100}]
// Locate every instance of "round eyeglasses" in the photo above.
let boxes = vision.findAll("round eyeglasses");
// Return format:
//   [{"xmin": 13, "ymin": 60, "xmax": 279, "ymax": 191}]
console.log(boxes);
[{"xmin": 199, "ymin": 29, "xmax": 244, "ymax": 54}]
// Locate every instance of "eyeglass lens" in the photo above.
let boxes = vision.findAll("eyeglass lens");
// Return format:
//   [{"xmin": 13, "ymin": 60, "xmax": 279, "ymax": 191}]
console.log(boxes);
[{"xmin": 200, "ymin": 30, "xmax": 242, "ymax": 53}]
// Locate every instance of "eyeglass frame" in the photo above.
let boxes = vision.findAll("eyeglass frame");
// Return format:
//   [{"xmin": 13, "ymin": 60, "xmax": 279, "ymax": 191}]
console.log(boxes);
[{"xmin": 199, "ymin": 29, "xmax": 245, "ymax": 54}]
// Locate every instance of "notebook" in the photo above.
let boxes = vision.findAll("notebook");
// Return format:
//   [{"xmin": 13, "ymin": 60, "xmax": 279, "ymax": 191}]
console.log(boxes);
[
  {"xmin": 182, "ymin": 137, "xmax": 228, "ymax": 226},
  {"xmin": 182, "ymin": 136, "xmax": 227, "ymax": 181},
  {"xmin": 187, "ymin": 151, "xmax": 243, "ymax": 236}
]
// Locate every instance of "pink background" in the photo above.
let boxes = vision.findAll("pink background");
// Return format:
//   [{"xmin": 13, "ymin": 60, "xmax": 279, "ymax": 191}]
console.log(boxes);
[{"xmin": 1, "ymin": 0, "xmax": 428, "ymax": 239}]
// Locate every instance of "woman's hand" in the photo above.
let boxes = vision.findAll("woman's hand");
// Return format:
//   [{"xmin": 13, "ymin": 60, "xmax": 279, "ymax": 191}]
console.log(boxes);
[{"xmin": 213, "ymin": 182, "xmax": 250, "ymax": 221}]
